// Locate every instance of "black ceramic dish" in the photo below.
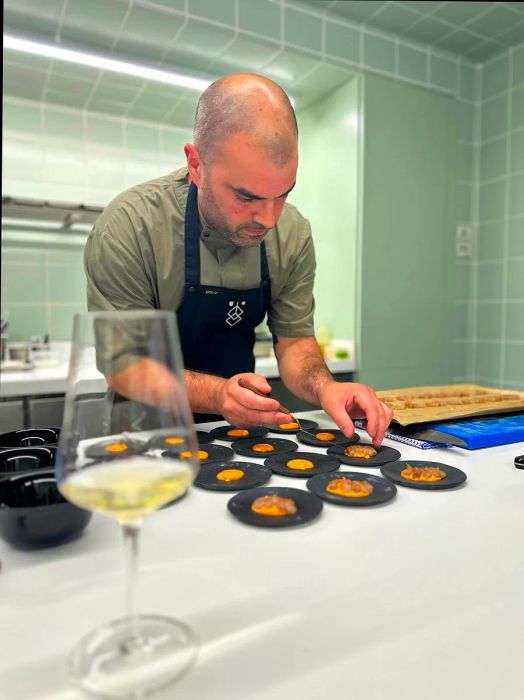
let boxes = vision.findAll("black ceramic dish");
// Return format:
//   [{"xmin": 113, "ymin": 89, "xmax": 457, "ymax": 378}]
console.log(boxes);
[
  {"xmin": 148, "ymin": 430, "xmax": 213, "ymax": 451},
  {"xmin": 232, "ymin": 437, "xmax": 298, "ymax": 459},
  {"xmin": 296, "ymin": 429, "xmax": 359, "ymax": 448},
  {"xmin": 0, "ymin": 469, "xmax": 92, "ymax": 549},
  {"xmin": 0, "ymin": 428, "xmax": 60, "ymax": 449},
  {"xmin": 162, "ymin": 443, "xmax": 234, "ymax": 465},
  {"xmin": 210, "ymin": 425, "xmax": 269, "ymax": 441},
  {"xmin": 381, "ymin": 461, "xmax": 467, "ymax": 490},
  {"xmin": 327, "ymin": 443, "xmax": 401, "ymax": 467},
  {"xmin": 267, "ymin": 419, "xmax": 319, "ymax": 435},
  {"xmin": 0, "ymin": 446, "xmax": 56, "ymax": 476},
  {"xmin": 85, "ymin": 437, "xmax": 148, "ymax": 460},
  {"xmin": 264, "ymin": 451, "xmax": 340, "ymax": 478},
  {"xmin": 227, "ymin": 486, "xmax": 323, "ymax": 528},
  {"xmin": 194, "ymin": 461, "xmax": 272, "ymax": 491},
  {"xmin": 307, "ymin": 471, "xmax": 397, "ymax": 507}
]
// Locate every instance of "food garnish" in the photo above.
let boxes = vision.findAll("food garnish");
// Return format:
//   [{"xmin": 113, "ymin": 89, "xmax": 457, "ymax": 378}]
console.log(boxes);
[{"xmin": 251, "ymin": 494, "xmax": 297, "ymax": 516}]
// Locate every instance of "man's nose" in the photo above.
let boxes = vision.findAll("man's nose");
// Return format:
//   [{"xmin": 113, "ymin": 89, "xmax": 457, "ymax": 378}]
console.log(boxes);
[{"xmin": 252, "ymin": 200, "xmax": 277, "ymax": 229}]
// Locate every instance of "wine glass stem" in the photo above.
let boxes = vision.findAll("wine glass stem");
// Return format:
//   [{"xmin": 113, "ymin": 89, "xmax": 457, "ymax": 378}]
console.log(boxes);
[{"xmin": 122, "ymin": 522, "xmax": 142, "ymax": 647}]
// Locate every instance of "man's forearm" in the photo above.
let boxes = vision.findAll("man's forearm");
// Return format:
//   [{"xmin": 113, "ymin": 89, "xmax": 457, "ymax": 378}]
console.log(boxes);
[
  {"xmin": 275, "ymin": 336, "xmax": 334, "ymax": 406},
  {"xmin": 106, "ymin": 358, "xmax": 225, "ymax": 414},
  {"xmin": 184, "ymin": 369, "xmax": 226, "ymax": 413}
]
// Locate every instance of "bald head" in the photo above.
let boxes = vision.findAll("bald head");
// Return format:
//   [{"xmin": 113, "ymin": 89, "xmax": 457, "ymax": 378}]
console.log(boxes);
[{"xmin": 193, "ymin": 73, "xmax": 298, "ymax": 166}]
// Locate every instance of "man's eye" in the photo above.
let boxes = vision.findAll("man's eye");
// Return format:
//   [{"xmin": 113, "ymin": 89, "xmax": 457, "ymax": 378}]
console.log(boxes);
[{"xmin": 237, "ymin": 194, "xmax": 253, "ymax": 203}]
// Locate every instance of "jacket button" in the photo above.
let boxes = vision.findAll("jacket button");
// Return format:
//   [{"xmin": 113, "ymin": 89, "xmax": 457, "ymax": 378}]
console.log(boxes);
[{"xmin": 189, "ymin": 286, "xmax": 196, "ymax": 292}]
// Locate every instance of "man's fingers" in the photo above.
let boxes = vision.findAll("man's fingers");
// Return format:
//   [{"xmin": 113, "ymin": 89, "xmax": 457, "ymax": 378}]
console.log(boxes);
[
  {"xmin": 327, "ymin": 405, "xmax": 355, "ymax": 437},
  {"xmin": 229, "ymin": 410, "xmax": 290, "ymax": 427}
]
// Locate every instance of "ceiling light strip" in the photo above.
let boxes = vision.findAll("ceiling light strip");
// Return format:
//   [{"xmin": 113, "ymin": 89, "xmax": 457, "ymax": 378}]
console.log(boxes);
[{"xmin": 4, "ymin": 35, "xmax": 212, "ymax": 92}]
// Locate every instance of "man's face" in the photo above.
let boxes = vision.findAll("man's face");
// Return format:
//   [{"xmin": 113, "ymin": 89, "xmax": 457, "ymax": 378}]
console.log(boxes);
[{"xmin": 197, "ymin": 133, "xmax": 298, "ymax": 248}]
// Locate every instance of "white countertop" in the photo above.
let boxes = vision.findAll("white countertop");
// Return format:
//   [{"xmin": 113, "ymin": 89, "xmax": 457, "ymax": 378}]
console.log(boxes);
[
  {"xmin": 0, "ymin": 350, "xmax": 355, "ymax": 398},
  {"xmin": 1, "ymin": 411, "xmax": 523, "ymax": 700}
]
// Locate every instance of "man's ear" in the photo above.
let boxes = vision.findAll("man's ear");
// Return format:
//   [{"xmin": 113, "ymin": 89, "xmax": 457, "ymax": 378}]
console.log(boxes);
[{"xmin": 184, "ymin": 143, "xmax": 203, "ymax": 187}]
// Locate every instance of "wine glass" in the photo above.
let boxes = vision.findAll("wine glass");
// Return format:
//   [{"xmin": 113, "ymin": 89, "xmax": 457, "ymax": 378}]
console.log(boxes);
[{"xmin": 56, "ymin": 310, "xmax": 200, "ymax": 698}]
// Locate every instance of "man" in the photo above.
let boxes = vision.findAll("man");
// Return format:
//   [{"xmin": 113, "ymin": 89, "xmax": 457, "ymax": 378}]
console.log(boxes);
[{"xmin": 85, "ymin": 73, "xmax": 393, "ymax": 445}]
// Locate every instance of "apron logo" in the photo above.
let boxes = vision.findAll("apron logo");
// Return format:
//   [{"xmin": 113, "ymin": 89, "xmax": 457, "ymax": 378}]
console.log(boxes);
[{"xmin": 226, "ymin": 301, "xmax": 246, "ymax": 327}]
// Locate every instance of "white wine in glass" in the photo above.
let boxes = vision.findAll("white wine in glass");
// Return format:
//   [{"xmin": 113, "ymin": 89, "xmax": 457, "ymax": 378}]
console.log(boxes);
[{"xmin": 56, "ymin": 310, "xmax": 200, "ymax": 698}]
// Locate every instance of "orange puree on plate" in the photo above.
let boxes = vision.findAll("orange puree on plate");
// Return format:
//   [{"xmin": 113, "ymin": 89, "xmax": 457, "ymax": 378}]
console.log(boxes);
[
  {"xmin": 315, "ymin": 432, "xmax": 336, "ymax": 441},
  {"xmin": 227, "ymin": 428, "xmax": 249, "ymax": 437},
  {"xmin": 400, "ymin": 465, "xmax": 446, "ymax": 482},
  {"xmin": 251, "ymin": 494, "xmax": 297, "ymax": 516},
  {"xmin": 180, "ymin": 450, "xmax": 209, "ymax": 460},
  {"xmin": 279, "ymin": 422, "xmax": 299, "ymax": 430},
  {"xmin": 105, "ymin": 442, "xmax": 128, "ymax": 452},
  {"xmin": 286, "ymin": 458, "xmax": 314, "ymax": 470},
  {"xmin": 164, "ymin": 436, "xmax": 184, "ymax": 445},
  {"xmin": 252, "ymin": 443, "xmax": 275, "ymax": 452},
  {"xmin": 326, "ymin": 477, "xmax": 373, "ymax": 498},
  {"xmin": 216, "ymin": 468, "xmax": 245, "ymax": 482}
]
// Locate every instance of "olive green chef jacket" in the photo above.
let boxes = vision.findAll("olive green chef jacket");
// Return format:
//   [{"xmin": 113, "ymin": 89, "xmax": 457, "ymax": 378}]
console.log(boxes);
[{"xmin": 84, "ymin": 167, "xmax": 316, "ymax": 339}]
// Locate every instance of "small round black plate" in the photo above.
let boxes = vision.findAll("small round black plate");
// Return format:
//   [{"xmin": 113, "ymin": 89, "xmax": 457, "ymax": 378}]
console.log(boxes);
[
  {"xmin": 85, "ymin": 438, "xmax": 147, "ymax": 460},
  {"xmin": 232, "ymin": 437, "xmax": 298, "ymax": 459},
  {"xmin": 210, "ymin": 425, "xmax": 269, "ymax": 441},
  {"xmin": 162, "ymin": 443, "xmax": 234, "ymax": 465},
  {"xmin": 264, "ymin": 451, "xmax": 340, "ymax": 478},
  {"xmin": 327, "ymin": 443, "xmax": 401, "ymax": 467},
  {"xmin": 268, "ymin": 419, "xmax": 319, "ymax": 435},
  {"xmin": 227, "ymin": 486, "xmax": 323, "ymax": 528},
  {"xmin": 195, "ymin": 461, "xmax": 272, "ymax": 491},
  {"xmin": 148, "ymin": 430, "xmax": 212, "ymax": 451},
  {"xmin": 296, "ymin": 429, "xmax": 359, "ymax": 448},
  {"xmin": 380, "ymin": 461, "xmax": 467, "ymax": 490},
  {"xmin": 307, "ymin": 471, "xmax": 397, "ymax": 506}
]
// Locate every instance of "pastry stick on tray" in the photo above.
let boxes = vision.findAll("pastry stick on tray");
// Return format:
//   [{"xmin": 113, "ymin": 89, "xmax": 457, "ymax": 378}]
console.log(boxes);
[{"xmin": 378, "ymin": 383, "xmax": 524, "ymax": 426}]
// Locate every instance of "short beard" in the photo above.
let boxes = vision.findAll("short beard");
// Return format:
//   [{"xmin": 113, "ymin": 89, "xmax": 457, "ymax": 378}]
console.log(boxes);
[{"xmin": 198, "ymin": 181, "xmax": 269, "ymax": 248}]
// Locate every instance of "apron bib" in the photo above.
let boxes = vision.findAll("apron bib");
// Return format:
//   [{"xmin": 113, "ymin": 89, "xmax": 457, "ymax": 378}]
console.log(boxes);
[{"xmin": 176, "ymin": 182, "xmax": 271, "ymax": 421}]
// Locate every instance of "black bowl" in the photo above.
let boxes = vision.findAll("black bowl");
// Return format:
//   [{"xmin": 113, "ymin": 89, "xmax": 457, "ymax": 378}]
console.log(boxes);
[
  {"xmin": 0, "ymin": 469, "xmax": 92, "ymax": 549},
  {"xmin": 0, "ymin": 447, "xmax": 56, "ymax": 477},
  {"xmin": 0, "ymin": 428, "xmax": 60, "ymax": 450}
]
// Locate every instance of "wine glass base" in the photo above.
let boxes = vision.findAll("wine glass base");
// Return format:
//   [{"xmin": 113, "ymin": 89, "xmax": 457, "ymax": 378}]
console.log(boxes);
[{"xmin": 69, "ymin": 615, "xmax": 198, "ymax": 698}]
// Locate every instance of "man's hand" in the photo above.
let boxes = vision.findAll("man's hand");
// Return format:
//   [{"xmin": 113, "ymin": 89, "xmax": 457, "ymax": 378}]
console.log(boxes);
[
  {"xmin": 215, "ymin": 372, "xmax": 291, "ymax": 427},
  {"xmin": 318, "ymin": 381, "xmax": 393, "ymax": 447}
]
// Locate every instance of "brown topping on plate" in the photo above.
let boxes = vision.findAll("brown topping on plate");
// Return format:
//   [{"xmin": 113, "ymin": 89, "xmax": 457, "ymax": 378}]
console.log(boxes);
[
  {"xmin": 326, "ymin": 477, "xmax": 374, "ymax": 498},
  {"xmin": 251, "ymin": 494, "xmax": 297, "ymax": 516},
  {"xmin": 400, "ymin": 465, "xmax": 446, "ymax": 482},
  {"xmin": 343, "ymin": 444, "xmax": 377, "ymax": 459}
]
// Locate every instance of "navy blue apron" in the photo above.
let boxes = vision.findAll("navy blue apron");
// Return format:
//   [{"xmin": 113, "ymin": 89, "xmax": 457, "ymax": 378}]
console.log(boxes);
[{"xmin": 176, "ymin": 182, "xmax": 271, "ymax": 420}]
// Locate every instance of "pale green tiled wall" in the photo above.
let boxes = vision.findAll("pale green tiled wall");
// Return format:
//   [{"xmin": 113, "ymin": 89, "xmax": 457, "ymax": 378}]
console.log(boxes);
[
  {"xmin": 290, "ymin": 76, "xmax": 360, "ymax": 339},
  {"xmin": 2, "ymin": 103, "xmax": 192, "ymax": 340},
  {"xmin": 357, "ymin": 74, "xmax": 458, "ymax": 390},
  {"xmin": 2, "ymin": 0, "xmax": 480, "ymax": 359},
  {"xmin": 473, "ymin": 42, "xmax": 524, "ymax": 389},
  {"xmin": 1, "ymin": 236, "xmax": 87, "ymax": 341}
]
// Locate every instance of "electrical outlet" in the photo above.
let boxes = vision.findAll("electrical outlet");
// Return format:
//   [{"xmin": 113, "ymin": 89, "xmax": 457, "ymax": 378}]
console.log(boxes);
[{"xmin": 456, "ymin": 226, "xmax": 473, "ymax": 257}]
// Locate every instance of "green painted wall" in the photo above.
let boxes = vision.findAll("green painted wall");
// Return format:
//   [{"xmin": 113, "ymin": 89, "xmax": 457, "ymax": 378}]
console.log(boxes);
[
  {"xmin": 473, "ymin": 44, "xmax": 524, "ymax": 390},
  {"xmin": 357, "ymin": 74, "xmax": 458, "ymax": 389},
  {"xmin": 290, "ymin": 75, "xmax": 360, "ymax": 340}
]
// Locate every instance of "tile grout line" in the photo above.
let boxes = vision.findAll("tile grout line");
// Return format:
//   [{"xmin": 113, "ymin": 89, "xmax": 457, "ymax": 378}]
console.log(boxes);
[{"xmin": 499, "ymin": 48, "xmax": 514, "ymax": 387}]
